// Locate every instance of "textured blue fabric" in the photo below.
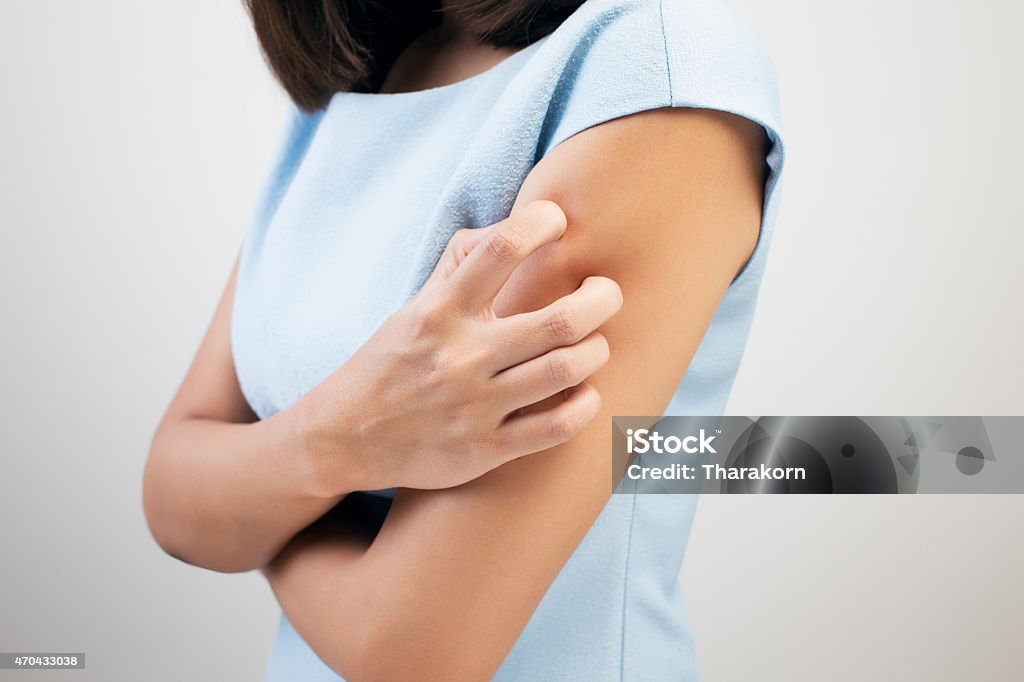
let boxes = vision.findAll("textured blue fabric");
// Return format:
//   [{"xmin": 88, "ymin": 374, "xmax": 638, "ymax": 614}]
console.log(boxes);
[{"xmin": 233, "ymin": 0, "xmax": 784, "ymax": 679}]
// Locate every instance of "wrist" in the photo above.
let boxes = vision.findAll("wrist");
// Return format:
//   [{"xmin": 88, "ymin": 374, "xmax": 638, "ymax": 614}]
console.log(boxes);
[{"xmin": 277, "ymin": 390, "xmax": 372, "ymax": 499}]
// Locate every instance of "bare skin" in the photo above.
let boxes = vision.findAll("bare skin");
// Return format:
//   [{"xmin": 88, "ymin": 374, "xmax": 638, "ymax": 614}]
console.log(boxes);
[
  {"xmin": 259, "ymin": 13, "xmax": 771, "ymax": 681},
  {"xmin": 145, "ymin": 6, "xmax": 769, "ymax": 680}
]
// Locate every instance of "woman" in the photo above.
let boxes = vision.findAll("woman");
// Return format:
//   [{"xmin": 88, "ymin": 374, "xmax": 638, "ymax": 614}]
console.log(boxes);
[{"xmin": 143, "ymin": 0, "xmax": 784, "ymax": 679}]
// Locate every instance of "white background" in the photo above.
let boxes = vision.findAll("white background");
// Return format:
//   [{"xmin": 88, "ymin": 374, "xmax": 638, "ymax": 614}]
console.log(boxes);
[{"xmin": 1, "ymin": 1, "xmax": 1021, "ymax": 680}]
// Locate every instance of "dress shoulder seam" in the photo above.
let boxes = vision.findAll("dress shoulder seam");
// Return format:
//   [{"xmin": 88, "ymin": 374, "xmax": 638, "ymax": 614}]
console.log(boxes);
[{"xmin": 657, "ymin": 0, "xmax": 674, "ymax": 104}]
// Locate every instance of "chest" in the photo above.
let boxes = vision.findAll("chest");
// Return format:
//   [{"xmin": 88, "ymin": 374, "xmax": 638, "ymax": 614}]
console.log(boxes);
[{"xmin": 232, "ymin": 86, "xmax": 542, "ymax": 417}]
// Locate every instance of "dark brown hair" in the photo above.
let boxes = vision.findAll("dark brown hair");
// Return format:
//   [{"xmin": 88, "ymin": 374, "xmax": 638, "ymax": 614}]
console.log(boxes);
[{"xmin": 244, "ymin": 0, "xmax": 584, "ymax": 111}]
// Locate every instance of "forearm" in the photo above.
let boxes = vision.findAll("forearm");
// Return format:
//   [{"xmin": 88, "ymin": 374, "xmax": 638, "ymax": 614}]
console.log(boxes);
[
  {"xmin": 264, "ymin": 484, "xmax": 545, "ymax": 682},
  {"xmin": 265, "ymin": 388, "xmax": 644, "ymax": 682},
  {"xmin": 143, "ymin": 404, "xmax": 351, "ymax": 573},
  {"xmin": 263, "ymin": 497, "xmax": 382, "ymax": 677}
]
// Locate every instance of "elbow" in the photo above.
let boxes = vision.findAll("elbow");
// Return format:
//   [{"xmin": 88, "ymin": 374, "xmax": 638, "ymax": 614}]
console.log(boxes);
[
  {"xmin": 141, "ymin": 438, "xmax": 181, "ymax": 560},
  {"xmin": 143, "ymin": 501, "xmax": 259, "ymax": 574},
  {"xmin": 142, "ymin": 438, "xmax": 258, "ymax": 575},
  {"xmin": 145, "ymin": 525, "xmax": 258, "ymax": 575}
]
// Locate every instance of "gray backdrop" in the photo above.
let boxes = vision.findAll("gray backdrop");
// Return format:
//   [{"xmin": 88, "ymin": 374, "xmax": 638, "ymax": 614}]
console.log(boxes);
[{"xmin": 1, "ymin": 1, "xmax": 1021, "ymax": 680}]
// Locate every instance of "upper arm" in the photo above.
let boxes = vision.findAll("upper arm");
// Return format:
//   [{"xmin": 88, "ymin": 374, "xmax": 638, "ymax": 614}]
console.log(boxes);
[
  {"xmin": 279, "ymin": 107, "xmax": 769, "ymax": 681},
  {"xmin": 157, "ymin": 256, "xmax": 256, "ymax": 429},
  {"xmin": 498, "ymin": 106, "xmax": 768, "ymax": 381}
]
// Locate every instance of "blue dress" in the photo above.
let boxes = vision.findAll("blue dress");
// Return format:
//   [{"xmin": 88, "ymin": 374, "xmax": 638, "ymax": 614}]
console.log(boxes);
[{"xmin": 232, "ymin": 0, "xmax": 785, "ymax": 679}]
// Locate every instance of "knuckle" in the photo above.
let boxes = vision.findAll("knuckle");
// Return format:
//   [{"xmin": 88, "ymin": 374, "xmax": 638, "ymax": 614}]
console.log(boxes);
[
  {"xmin": 548, "ymin": 307, "xmax": 579, "ymax": 343},
  {"xmin": 549, "ymin": 411, "xmax": 578, "ymax": 442},
  {"xmin": 460, "ymin": 344, "xmax": 489, "ymax": 374},
  {"xmin": 486, "ymin": 227, "xmax": 524, "ymax": 263},
  {"xmin": 443, "ymin": 343, "xmax": 483, "ymax": 379},
  {"xmin": 548, "ymin": 351, "xmax": 576, "ymax": 385},
  {"xmin": 471, "ymin": 427, "xmax": 502, "ymax": 463},
  {"xmin": 407, "ymin": 301, "xmax": 443, "ymax": 337},
  {"xmin": 450, "ymin": 228, "xmax": 474, "ymax": 255}
]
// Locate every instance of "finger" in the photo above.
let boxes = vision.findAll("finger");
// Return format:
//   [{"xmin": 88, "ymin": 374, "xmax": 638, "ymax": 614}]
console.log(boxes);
[
  {"xmin": 446, "ymin": 200, "xmax": 567, "ymax": 311},
  {"xmin": 493, "ymin": 332, "xmax": 610, "ymax": 411},
  {"xmin": 487, "ymin": 276, "xmax": 622, "ymax": 371},
  {"xmin": 426, "ymin": 226, "xmax": 495, "ymax": 287},
  {"xmin": 493, "ymin": 382, "xmax": 603, "ymax": 460}
]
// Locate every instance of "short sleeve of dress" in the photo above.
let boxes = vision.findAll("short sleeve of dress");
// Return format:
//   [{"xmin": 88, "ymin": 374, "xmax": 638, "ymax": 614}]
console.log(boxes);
[{"xmin": 534, "ymin": 0, "xmax": 785, "ymax": 285}]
